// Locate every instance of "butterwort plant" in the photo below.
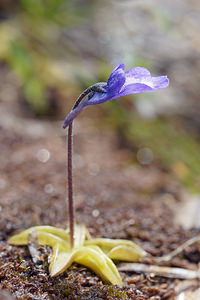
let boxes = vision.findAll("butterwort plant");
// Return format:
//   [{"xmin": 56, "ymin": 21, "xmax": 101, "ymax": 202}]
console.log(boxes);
[{"xmin": 9, "ymin": 64, "xmax": 169, "ymax": 286}]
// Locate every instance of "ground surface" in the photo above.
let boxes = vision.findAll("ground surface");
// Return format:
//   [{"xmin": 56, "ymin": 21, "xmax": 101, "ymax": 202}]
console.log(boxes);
[{"xmin": 0, "ymin": 112, "xmax": 199, "ymax": 299}]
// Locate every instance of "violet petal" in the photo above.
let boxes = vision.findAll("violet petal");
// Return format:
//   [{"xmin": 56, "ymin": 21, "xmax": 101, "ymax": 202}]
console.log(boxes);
[{"xmin": 63, "ymin": 64, "xmax": 169, "ymax": 128}]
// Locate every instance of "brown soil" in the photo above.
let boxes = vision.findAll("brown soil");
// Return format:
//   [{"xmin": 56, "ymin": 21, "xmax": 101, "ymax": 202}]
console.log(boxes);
[{"xmin": 0, "ymin": 117, "xmax": 199, "ymax": 299}]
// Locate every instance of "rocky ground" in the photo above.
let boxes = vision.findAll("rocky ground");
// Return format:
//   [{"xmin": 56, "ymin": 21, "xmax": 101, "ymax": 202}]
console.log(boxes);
[{"xmin": 0, "ymin": 107, "xmax": 199, "ymax": 299}]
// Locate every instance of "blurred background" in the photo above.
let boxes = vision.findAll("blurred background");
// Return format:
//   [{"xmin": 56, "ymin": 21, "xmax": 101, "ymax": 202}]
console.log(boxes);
[{"xmin": 0, "ymin": 0, "xmax": 200, "ymax": 192}]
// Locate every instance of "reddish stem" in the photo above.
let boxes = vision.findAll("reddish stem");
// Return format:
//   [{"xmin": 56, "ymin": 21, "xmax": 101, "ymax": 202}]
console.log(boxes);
[
  {"xmin": 66, "ymin": 85, "xmax": 105, "ymax": 249},
  {"xmin": 68, "ymin": 122, "xmax": 74, "ymax": 249}
]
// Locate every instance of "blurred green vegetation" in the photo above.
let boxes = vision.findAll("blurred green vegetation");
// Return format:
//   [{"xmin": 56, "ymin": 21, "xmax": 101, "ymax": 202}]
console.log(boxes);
[
  {"xmin": 0, "ymin": 1, "xmax": 200, "ymax": 192},
  {"xmin": 0, "ymin": 0, "xmax": 94, "ymax": 114},
  {"xmin": 104, "ymin": 101, "xmax": 200, "ymax": 192}
]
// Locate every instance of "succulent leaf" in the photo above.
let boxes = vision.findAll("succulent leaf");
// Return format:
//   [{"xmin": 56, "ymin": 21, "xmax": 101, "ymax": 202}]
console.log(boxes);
[
  {"xmin": 8, "ymin": 226, "xmax": 69, "ymax": 244},
  {"xmin": 8, "ymin": 224, "xmax": 147, "ymax": 286},
  {"xmin": 74, "ymin": 246, "xmax": 123, "ymax": 286},
  {"xmin": 85, "ymin": 238, "xmax": 147, "ymax": 260}
]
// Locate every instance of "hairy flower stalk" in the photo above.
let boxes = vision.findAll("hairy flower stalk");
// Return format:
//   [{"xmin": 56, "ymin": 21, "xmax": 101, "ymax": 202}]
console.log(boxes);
[
  {"xmin": 67, "ymin": 83, "xmax": 107, "ymax": 248},
  {"xmin": 67, "ymin": 122, "xmax": 74, "ymax": 248},
  {"xmin": 65, "ymin": 64, "xmax": 169, "ymax": 249}
]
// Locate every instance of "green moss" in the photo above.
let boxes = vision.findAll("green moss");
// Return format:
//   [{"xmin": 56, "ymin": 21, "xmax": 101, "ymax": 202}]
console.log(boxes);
[
  {"xmin": 105, "ymin": 285, "xmax": 129, "ymax": 299},
  {"xmin": 42, "ymin": 281, "xmax": 130, "ymax": 299}
]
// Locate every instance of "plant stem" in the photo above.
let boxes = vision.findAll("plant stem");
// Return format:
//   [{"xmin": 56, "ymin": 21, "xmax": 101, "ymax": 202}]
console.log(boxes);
[
  {"xmin": 67, "ymin": 122, "xmax": 74, "ymax": 249},
  {"xmin": 66, "ymin": 91, "xmax": 91, "ymax": 250},
  {"xmin": 67, "ymin": 89, "xmax": 92, "ymax": 248},
  {"xmin": 66, "ymin": 84, "xmax": 106, "ymax": 249}
]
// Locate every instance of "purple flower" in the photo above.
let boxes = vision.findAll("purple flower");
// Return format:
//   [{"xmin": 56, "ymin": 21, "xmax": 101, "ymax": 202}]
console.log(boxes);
[{"xmin": 63, "ymin": 64, "xmax": 169, "ymax": 128}]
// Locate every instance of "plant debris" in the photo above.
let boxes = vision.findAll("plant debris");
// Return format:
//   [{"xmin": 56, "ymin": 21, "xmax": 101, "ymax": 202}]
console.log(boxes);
[{"xmin": 118, "ymin": 263, "xmax": 200, "ymax": 280}]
